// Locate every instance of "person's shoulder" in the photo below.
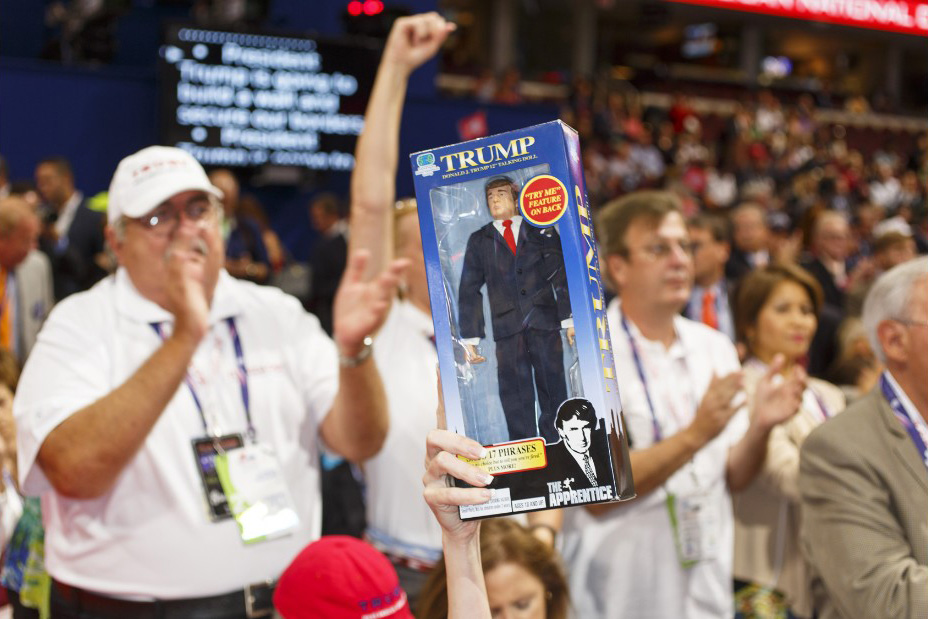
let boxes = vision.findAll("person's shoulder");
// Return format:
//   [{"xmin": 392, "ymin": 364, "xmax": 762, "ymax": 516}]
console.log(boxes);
[
  {"xmin": 226, "ymin": 276, "xmax": 333, "ymax": 343},
  {"xmin": 803, "ymin": 388, "xmax": 883, "ymax": 458},
  {"xmin": 809, "ymin": 376, "xmax": 846, "ymax": 410},
  {"xmin": 800, "ymin": 256, "xmax": 826, "ymax": 273},
  {"xmin": 77, "ymin": 197, "xmax": 106, "ymax": 222},
  {"xmin": 225, "ymin": 274, "xmax": 304, "ymax": 314},
  {"xmin": 545, "ymin": 440, "xmax": 573, "ymax": 467},
  {"xmin": 44, "ymin": 275, "xmax": 116, "ymax": 325},
  {"xmin": 678, "ymin": 316, "xmax": 741, "ymax": 372},
  {"xmin": 310, "ymin": 232, "xmax": 343, "ymax": 256},
  {"xmin": 464, "ymin": 222, "xmax": 494, "ymax": 247},
  {"xmin": 16, "ymin": 249, "xmax": 52, "ymax": 275},
  {"xmin": 678, "ymin": 314, "xmax": 735, "ymax": 350}
]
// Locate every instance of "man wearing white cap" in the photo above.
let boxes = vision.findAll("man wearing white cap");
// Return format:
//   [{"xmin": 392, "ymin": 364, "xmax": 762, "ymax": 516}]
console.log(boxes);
[{"xmin": 13, "ymin": 146, "xmax": 406, "ymax": 618}]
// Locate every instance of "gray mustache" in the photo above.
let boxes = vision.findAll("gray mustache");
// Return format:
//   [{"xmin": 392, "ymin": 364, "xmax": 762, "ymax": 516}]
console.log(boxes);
[
  {"xmin": 192, "ymin": 238, "xmax": 208, "ymax": 257},
  {"xmin": 165, "ymin": 238, "xmax": 209, "ymax": 261}
]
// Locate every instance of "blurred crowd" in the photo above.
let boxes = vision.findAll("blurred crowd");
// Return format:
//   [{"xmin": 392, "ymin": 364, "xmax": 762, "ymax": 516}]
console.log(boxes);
[
  {"xmin": 562, "ymin": 85, "xmax": 925, "ymax": 387},
  {"xmin": 562, "ymin": 86, "xmax": 926, "ymax": 232}
]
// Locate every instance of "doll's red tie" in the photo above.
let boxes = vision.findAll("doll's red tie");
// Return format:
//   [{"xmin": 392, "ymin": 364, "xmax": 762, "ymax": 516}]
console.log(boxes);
[{"xmin": 502, "ymin": 220, "xmax": 517, "ymax": 255}]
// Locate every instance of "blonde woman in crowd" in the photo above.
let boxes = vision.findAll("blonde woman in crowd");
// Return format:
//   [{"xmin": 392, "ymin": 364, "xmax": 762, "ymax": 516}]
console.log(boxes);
[
  {"xmin": 416, "ymin": 517, "xmax": 569, "ymax": 619},
  {"xmin": 731, "ymin": 263, "xmax": 846, "ymax": 618}
]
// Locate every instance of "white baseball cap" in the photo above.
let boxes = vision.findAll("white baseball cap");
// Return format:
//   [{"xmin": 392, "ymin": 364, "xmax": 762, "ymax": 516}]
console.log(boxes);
[
  {"xmin": 873, "ymin": 216, "xmax": 913, "ymax": 239},
  {"xmin": 107, "ymin": 146, "xmax": 223, "ymax": 225}
]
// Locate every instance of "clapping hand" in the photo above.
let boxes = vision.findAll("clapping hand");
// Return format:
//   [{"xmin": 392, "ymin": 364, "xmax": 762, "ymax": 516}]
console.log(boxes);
[
  {"xmin": 332, "ymin": 250, "xmax": 409, "ymax": 358},
  {"xmin": 689, "ymin": 370, "xmax": 744, "ymax": 444},
  {"xmin": 752, "ymin": 354, "xmax": 806, "ymax": 431}
]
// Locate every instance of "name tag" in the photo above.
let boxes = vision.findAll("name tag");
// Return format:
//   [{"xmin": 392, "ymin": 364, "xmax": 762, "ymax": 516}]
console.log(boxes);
[
  {"xmin": 666, "ymin": 489, "xmax": 720, "ymax": 568},
  {"xmin": 215, "ymin": 443, "xmax": 300, "ymax": 544},
  {"xmin": 191, "ymin": 434, "xmax": 244, "ymax": 522}
]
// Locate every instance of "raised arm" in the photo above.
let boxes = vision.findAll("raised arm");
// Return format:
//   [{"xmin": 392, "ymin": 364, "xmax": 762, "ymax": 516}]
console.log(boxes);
[
  {"xmin": 349, "ymin": 12, "xmax": 455, "ymax": 280},
  {"xmin": 423, "ymin": 428, "xmax": 493, "ymax": 619}
]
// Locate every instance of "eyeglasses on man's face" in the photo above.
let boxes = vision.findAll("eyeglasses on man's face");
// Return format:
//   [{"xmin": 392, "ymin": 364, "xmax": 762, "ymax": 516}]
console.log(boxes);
[
  {"xmin": 630, "ymin": 239, "xmax": 698, "ymax": 261},
  {"xmin": 133, "ymin": 195, "xmax": 217, "ymax": 234}
]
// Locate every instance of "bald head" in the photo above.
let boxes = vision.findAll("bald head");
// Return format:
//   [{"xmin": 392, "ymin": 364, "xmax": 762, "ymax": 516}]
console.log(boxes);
[
  {"xmin": 0, "ymin": 197, "xmax": 37, "ymax": 235},
  {"xmin": 0, "ymin": 196, "xmax": 40, "ymax": 270}
]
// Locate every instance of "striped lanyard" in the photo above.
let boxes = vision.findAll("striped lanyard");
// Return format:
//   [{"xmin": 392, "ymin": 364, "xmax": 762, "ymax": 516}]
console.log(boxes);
[
  {"xmin": 151, "ymin": 317, "xmax": 254, "ymax": 442},
  {"xmin": 620, "ymin": 310, "xmax": 705, "ymax": 488},
  {"xmin": 881, "ymin": 372, "xmax": 928, "ymax": 473},
  {"xmin": 620, "ymin": 313, "xmax": 664, "ymax": 442},
  {"xmin": 619, "ymin": 312, "xmax": 697, "ymax": 443}
]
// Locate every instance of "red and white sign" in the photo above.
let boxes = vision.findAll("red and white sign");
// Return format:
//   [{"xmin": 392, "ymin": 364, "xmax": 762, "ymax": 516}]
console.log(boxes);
[
  {"xmin": 668, "ymin": 0, "xmax": 928, "ymax": 37},
  {"xmin": 457, "ymin": 109, "xmax": 488, "ymax": 141}
]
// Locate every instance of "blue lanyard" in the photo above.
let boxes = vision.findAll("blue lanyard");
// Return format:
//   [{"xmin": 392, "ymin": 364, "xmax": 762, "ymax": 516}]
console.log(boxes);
[
  {"xmin": 150, "ymin": 317, "xmax": 255, "ymax": 441},
  {"xmin": 880, "ymin": 373, "xmax": 928, "ymax": 473},
  {"xmin": 619, "ymin": 312, "xmax": 663, "ymax": 442},
  {"xmin": 809, "ymin": 388, "xmax": 831, "ymax": 422}
]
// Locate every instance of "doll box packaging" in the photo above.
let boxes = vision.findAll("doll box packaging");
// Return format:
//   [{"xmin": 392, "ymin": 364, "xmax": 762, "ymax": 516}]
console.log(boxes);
[{"xmin": 410, "ymin": 120, "xmax": 635, "ymax": 519}]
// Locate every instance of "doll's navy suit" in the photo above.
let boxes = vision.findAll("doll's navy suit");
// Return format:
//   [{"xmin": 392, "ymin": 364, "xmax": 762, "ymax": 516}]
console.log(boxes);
[{"xmin": 458, "ymin": 219, "xmax": 571, "ymax": 443}]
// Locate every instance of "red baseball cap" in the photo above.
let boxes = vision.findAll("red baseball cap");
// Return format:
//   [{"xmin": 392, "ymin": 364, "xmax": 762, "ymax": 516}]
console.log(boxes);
[{"xmin": 274, "ymin": 536, "xmax": 414, "ymax": 619}]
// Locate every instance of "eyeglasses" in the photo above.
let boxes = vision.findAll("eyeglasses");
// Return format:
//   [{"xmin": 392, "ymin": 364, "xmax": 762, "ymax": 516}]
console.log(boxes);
[
  {"xmin": 133, "ymin": 198, "xmax": 217, "ymax": 234},
  {"xmin": 630, "ymin": 240, "xmax": 697, "ymax": 261}
]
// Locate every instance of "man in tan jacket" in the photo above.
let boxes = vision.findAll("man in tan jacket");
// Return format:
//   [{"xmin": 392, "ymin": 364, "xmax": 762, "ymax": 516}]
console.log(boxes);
[{"xmin": 800, "ymin": 257, "xmax": 928, "ymax": 619}]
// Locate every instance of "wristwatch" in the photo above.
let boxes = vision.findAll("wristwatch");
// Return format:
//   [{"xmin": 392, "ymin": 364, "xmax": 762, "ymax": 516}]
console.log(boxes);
[{"xmin": 338, "ymin": 336, "xmax": 373, "ymax": 367}]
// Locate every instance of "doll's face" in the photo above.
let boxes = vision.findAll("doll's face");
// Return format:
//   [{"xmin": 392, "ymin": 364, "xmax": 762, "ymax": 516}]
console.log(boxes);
[{"xmin": 487, "ymin": 186, "xmax": 518, "ymax": 220}]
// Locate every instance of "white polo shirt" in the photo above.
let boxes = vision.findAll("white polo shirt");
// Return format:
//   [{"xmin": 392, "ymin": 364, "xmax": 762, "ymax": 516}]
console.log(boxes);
[
  {"xmin": 560, "ymin": 298, "xmax": 747, "ymax": 619},
  {"xmin": 364, "ymin": 300, "xmax": 443, "ymax": 564},
  {"xmin": 14, "ymin": 269, "xmax": 337, "ymax": 598}
]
